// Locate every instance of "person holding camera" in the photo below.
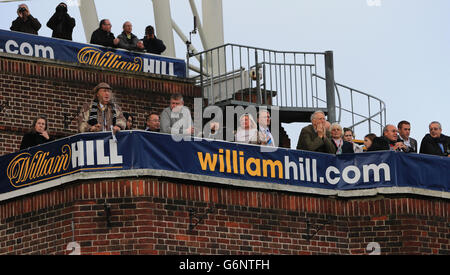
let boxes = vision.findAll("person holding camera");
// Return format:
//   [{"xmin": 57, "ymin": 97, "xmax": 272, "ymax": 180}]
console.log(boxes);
[
  {"xmin": 46, "ymin": 2, "xmax": 76, "ymax": 41},
  {"xmin": 142, "ymin": 25, "xmax": 166, "ymax": 55},
  {"xmin": 10, "ymin": 3, "xmax": 41, "ymax": 35}
]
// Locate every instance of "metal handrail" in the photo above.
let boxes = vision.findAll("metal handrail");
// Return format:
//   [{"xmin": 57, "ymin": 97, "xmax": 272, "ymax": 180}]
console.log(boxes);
[
  {"xmin": 313, "ymin": 74, "xmax": 386, "ymax": 135},
  {"xmin": 188, "ymin": 44, "xmax": 386, "ymax": 136}
]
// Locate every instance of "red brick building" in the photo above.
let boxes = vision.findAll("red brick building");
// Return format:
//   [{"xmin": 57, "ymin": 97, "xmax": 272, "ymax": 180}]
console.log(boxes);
[{"xmin": 0, "ymin": 52, "xmax": 448, "ymax": 255}]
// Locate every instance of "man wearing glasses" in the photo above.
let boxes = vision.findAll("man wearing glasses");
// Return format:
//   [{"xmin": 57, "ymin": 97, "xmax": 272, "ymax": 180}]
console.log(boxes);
[
  {"xmin": 90, "ymin": 19, "xmax": 120, "ymax": 48},
  {"xmin": 420, "ymin": 121, "xmax": 450, "ymax": 157}
]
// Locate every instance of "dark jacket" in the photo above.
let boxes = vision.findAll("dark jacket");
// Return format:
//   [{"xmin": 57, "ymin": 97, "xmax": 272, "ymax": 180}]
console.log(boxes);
[
  {"xmin": 143, "ymin": 35, "xmax": 166, "ymax": 55},
  {"xmin": 145, "ymin": 127, "xmax": 160, "ymax": 132},
  {"xmin": 419, "ymin": 134, "xmax": 449, "ymax": 157},
  {"xmin": 10, "ymin": 15, "xmax": 41, "ymax": 35},
  {"xmin": 20, "ymin": 132, "xmax": 52, "ymax": 150},
  {"xmin": 90, "ymin": 28, "xmax": 117, "ymax": 48},
  {"xmin": 367, "ymin": 136, "xmax": 402, "ymax": 152},
  {"xmin": 46, "ymin": 11, "xmax": 75, "ymax": 40},
  {"xmin": 296, "ymin": 125, "xmax": 336, "ymax": 154},
  {"xmin": 398, "ymin": 136, "xmax": 418, "ymax": 153},
  {"xmin": 332, "ymin": 139, "xmax": 355, "ymax": 154},
  {"xmin": 117, "ymin": 32, "xmax": 143, "ymax": 52}
]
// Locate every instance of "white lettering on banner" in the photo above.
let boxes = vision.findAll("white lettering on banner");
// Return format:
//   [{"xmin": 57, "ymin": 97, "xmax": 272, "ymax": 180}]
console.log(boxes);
[
  {"xmin": 363, "ymin": 163, "xmax": 391, "ymax": 182},
  {"xmin": 4, "ymin": 39, "xmax": 54, "ymax": 59},
  {"xmin": 198, "ymin": 151, "xmax": 392, "ymax": 185},
  {"xmin": 342, "ymin": 166, "xmax": 361, "ymax": 184},
  {"xmin": 326, "ymin": 166, "xmax": 340, "ymax": 185},
  {"xmin": 71, "ymin": 139, "xmax": 123, "ymax": 169},
  {"xmin": 143, "ymin": 57, "xmax": 175, "ymax": 76}
]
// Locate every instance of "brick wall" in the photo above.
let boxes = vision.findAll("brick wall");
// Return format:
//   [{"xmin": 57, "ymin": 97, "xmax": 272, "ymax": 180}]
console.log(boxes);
[
  {"xmin": 0, "ymin": 177, "xmax": 448, "ymax": 255},
  {"xmin": 0, "ymin": 55, "xmax": 201, "ymax": 155},
  {"xmin": 0, "ymin": 54, "xmax": 291, "ymax": 155}
]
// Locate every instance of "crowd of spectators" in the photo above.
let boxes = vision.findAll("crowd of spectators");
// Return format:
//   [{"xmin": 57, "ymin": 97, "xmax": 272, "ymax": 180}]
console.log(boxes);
[
  {"xmin": 9, "ymin": 5, "xmax": 449, "ymax": 158},
  {"xmin": 19, "ymin": 83, "xmax": 450, "ymax": 160},
  {"xmin": 9, "ymin": 3, "xmax": 166, "ymax": 55}
]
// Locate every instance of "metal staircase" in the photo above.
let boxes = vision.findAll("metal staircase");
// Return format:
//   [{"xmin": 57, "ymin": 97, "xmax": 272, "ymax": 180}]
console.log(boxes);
[{"xmin": 187, "ymin": 43, "xmax": 386, "ymax": 138}]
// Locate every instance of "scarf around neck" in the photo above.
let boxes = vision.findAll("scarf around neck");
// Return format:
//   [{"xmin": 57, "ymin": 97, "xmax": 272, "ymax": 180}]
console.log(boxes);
[{"xmin": 87, "ymin": 99, "xmax": 117, "ymax": 127}]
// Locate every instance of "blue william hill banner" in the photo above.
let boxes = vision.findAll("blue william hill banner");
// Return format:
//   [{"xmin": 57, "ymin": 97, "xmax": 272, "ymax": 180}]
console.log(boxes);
[
  {"xmin": 0, "ymin": 29, "xmax": 186, "ymax": 78},
  {"xmin": 0, "ymin": 131, "xmax": 449, "ymax": 201}
]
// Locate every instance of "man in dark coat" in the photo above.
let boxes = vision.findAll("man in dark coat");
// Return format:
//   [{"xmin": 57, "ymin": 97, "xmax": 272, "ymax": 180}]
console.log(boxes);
[
  {"xmin": 10, "ymin": 4, "xmax": 41, "ymax": 35},
  {"xmin": 46, "ymin": 2, "xmax": 76, "ymax": 40},
  {"xmin": 90, "ymin": 19, "xmax": 120, "ymax": 48},
  {"xmin": 142, "ymin": 25, "xmax": 166, "ymax": 55},
  {"xmin": 368, "ymin": 124, "xmax": 407, "ymax": 152},
  {"xmin": 420, "ymin": 121, "xmax": 450, "ymax": 157}
]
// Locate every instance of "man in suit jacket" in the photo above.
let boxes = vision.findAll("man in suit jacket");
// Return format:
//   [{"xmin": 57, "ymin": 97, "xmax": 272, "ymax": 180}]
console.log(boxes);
[
  {"xmin": 257, "ymin": 110, "xmax": 276, "ymax": 147},
  {"xmin": 296, "ymin": 111, "xmax": 336, "ymax": 154},
  {"xmin": 397, "ymin": 120, "xmax": 418, "ymax": 153}
]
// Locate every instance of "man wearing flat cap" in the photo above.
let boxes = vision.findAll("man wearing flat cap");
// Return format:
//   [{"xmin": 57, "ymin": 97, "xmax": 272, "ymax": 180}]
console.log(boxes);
[{"xmin": 78, "ymin": 83, "xmax": 126, "ymax": 134}]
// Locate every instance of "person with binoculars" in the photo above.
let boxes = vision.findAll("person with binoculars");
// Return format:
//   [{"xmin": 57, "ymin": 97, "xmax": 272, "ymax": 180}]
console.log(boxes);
[
  {"xmin": 10, "ymin": 3, "xmax": 41, "ymax": 35},
  {"xmin": 46, "ymin": 2, "xmax": 76, "ymax": 41}
]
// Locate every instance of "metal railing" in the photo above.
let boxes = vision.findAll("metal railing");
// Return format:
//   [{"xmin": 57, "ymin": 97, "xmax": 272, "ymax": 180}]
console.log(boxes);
[
  {"xmin": 188, "ymin": 43, "xmax": 327, "ymax": 107},
  {"xmin": 188, "ymin": 43, "xmax": 386, "ymax": 136},
  {"xmin": 313, "ymin": 74, "xmax": 386, "ymax": 137}
]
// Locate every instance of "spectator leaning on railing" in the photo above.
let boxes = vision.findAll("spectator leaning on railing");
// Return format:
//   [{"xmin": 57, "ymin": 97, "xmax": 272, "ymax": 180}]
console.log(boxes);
[
  {"xmin": 160, "ymin": 93, "xmax": 193, "ymax": 135},
  {"xmin": 77, "ymin": 82, "xmax": 126, "ymax": 134},
  {"xmin": 10, "ymin": 3, "xmax": 41, "ymax": 35},
  {"xmin": 20, "ymin": 115, "xmax": 53, "ymax": 150},
  {"xmin": 296, "ymin": 111, "xmax": 336, "ymax": 154},
  {"xmin": 420, "ymin": 121, "xmax": 450, "ymax": 157},
  {"xmin": 117, "ymin": 21, "xmax": 145, "ymax": 52},
  {"xmin": 368, "ymin": 124, "xmax": 406, "ymax": 152},
  {"xmin": 363, "ymin": 133, "xmax": 376, "ymax": 152},
  {"xmin": 142, "ymin": 25, "xmax": 166, "ymax": 55},
  {"xmin": 90, "ymin": 19, "xmax": 120, "ymax": 48},
  {"xmin": 145, "ymin": 112, "xmax": 161, "ymax": 132}
]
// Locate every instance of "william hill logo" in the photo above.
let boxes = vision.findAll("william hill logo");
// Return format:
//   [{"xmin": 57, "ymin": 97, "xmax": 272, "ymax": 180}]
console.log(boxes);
[
  {"xmin": 7, "ymin": 139, "xmax": 123, "ymax": 188},
  {"xmin": 77, "ymin": 46, "xmax": 143, "ymax": 71}
]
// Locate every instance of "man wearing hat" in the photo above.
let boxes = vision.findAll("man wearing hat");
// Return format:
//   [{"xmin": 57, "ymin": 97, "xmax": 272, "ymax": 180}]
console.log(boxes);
[{"xmin": 78, "ymin": 83, "xmax": 126, "ymax": 134}]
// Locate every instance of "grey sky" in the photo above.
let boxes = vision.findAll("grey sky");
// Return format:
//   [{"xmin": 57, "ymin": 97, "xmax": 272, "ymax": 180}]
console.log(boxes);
[{"xmin": 1, "ymin": 0, "xmax": 449, "ymax": 147}]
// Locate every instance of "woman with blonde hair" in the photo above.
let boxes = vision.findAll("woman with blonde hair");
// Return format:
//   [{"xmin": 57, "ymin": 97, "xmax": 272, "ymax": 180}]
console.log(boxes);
[{"xmin": 235, "ymin": 113, "xmax": 259, "ymax": 144}]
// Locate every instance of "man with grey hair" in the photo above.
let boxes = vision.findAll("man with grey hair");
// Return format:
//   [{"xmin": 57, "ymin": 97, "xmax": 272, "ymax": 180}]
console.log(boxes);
[
  {"xmin": 296, "ymin": 111, "xmax": 336, "ymax": 154},
  {"xmin": 117, "ymin": 21, "xmax": 145, "ymax": 51},
  {"xmin": 160, "ymin": 93, "xmax": 194, "ymax": 135},
  {"xmin": 419, "ymin": 121, "xmax": 449, "ymax": 157}
]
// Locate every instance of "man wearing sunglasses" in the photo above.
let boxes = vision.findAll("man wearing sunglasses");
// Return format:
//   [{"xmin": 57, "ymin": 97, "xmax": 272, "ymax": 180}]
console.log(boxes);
[{"xmin": 420, "ymin": 121, "xmax": 450, "ymax": 157}]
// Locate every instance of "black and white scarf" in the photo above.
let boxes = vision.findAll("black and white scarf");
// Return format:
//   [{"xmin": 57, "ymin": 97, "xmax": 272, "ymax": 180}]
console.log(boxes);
[{"xmin": 87, "ymin": 99, "xmax": 117, "ymax": 127}]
